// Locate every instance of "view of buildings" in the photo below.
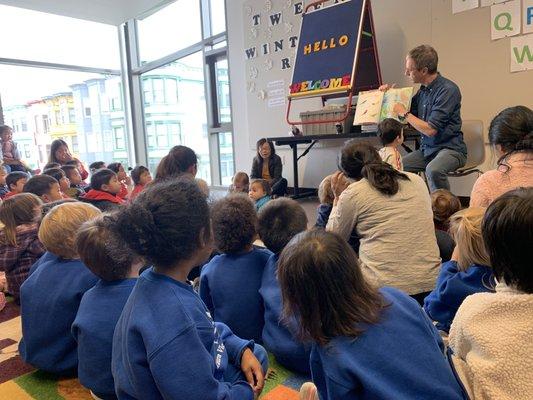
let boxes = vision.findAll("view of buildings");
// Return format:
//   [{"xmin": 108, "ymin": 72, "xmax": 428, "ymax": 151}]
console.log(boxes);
[{"xmin": 2, "ymin": 60, "xmax": 232, "ymax": 184}]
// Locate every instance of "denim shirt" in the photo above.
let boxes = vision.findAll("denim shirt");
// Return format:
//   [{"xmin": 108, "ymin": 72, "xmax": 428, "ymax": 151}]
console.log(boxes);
[{"xmin": 410, "ymin": 74, "xmax": 467, "ymax": 158}]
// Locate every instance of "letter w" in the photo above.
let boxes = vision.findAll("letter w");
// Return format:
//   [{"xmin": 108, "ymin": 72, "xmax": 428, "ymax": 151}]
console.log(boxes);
[
  {"xmin": 513, "ymin": 45, "xmax": 533, "ymax": 63},
  {"xmin": 269, "ymin": 13, "xmax": 282, "ymax": 26}
]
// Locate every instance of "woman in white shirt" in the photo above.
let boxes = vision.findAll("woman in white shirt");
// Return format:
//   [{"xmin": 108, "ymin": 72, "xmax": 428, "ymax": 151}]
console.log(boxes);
[{"xmin": 326, "ymin": 141, "xmax": 440, "ymax": 303}]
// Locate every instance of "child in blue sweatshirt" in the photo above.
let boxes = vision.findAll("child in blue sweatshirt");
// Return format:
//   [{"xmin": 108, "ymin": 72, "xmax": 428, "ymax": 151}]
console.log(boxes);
[
  {"xmin": 111, "ymin": 179, "xmax": 268, "ymax": 400},
  {"xmin": 72, "ymin": 214, "xmax": 143, "ymax": 400},
  {"xmin": 278, "ymin": 230, "xmax": 467, "ymax": 400},
  {"xmin": 248, "ymin": 179, "xmax": 271, "ymax": 211},
  {"xmin": 424, "ymin": 207, "xmax": 495, "ymax": 332},
  {"xmin": 257, "ymin": 198, "xmax": 311, "ymax": 375},
  {"xmin": 19, "ymin": 202, "xmax": 101, "ymax": 375},
  {"xmin": 200, "ymin": 194, "xmax": 272, "ymax": 343}
]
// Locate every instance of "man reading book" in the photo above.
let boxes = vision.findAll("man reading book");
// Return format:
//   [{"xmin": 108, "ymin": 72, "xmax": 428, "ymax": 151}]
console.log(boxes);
[{"xmin": 381, "ymin": 45, "xmax": 467, "ymax": 192}]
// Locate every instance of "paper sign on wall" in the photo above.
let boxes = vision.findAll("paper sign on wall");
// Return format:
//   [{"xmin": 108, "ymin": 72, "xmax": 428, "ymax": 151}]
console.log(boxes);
[
  {"xmin": 523, "ymin": 0, "xmax": 533, "ymax": 34},
  {"xmin": 453, "ymin": 0, "xmax": 479, "ymax": 14},
  {"xmin": 491, "ymin": 0, "xmax": 522, "ymax": 40},
  {"xmin": 511, "ymin": 33, "xmax": 533, "ymax": 72}
]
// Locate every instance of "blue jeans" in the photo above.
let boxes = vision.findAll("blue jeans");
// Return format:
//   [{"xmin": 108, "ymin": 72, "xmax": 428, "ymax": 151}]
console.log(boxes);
[
  {"xmin": 223, "ymin": 344, "xmax": 269, "ymax": 385},
  {"xmin": 403, "ymin": 149, "xmax": 466, "ymax": 192}
]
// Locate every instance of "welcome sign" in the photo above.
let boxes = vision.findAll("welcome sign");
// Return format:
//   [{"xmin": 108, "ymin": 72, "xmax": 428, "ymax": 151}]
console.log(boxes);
[{"xmin": 289, "ymin": 0, "xmax": 366, "ymax": 98}]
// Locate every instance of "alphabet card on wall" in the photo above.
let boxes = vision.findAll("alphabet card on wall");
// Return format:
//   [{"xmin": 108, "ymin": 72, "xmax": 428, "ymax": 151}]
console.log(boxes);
[
  {"xmin": 524, "ymin": 0, "xmax": 533, "ymax": 34},
  {"xmin": 452, "ymin": 0, "xmax": 479, "ymax": 14},
  {"xmin": 511, "ymin": 33, "xmax": 533, "ymax": 72},
  {"xmin": 491, "ymin": 0, "xmax": 522, "ymax": 40}
]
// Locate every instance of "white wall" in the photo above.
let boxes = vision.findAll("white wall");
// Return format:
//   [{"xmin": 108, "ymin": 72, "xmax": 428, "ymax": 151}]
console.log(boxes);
[{"xmin": 228, "ymin": 0, "xmax": 533, "ymax": 194}]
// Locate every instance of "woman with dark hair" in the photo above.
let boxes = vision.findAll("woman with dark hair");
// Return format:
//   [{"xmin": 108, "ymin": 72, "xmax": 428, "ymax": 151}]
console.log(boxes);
[
  {"xmin": 250, "ymin": 139, "xmax": 287, "ymax": 197},
  {"xmin": 155, "ymin": 145, "xmax": 198, "ymax": 182},
  {"xmin": 48, "ymin": 139, "xmax": 89, "ymax": 181},
  {"xmin": 326, "ymin": 141, "xmax": 440, "ymax": 303},
  {"xmin": 279, "ymin": 230, "xmax": 466, "ymax": 400},
  {"xmin": 470, "ymin": 105, "xmax": 533, "ymax": 207}
]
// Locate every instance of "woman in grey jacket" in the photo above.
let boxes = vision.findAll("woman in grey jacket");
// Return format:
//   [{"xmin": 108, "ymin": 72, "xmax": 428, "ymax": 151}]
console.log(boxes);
[{"xmin": 250, "ymin": 139, "xmax": 287, "ymax": 197}]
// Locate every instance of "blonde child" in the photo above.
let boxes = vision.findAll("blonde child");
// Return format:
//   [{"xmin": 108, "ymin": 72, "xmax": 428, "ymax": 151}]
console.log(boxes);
[
  {"xmin": 19, "ymin": 202, "xmax": 101, "ymax": 375},
  {"xmin": 377, "ymin": 118, "xmax": 404, "ymax": 170},
  {"xmin": 248, "ymin": 179, "xmax": 271, "ymax": 211},
  {"xmin": 424, "ymin": 207, "xmax": 495, "ymax": 333},
  {"xmin": 229, "ymin": 172, "xmax": 250, "ymax": 194},
  {"xmin": 0, "ymin": 193, "xmax": 45, "ymax": 303},
  {"xmin": 316, "ymin": 174, "xmax": 334, "ymax": 227}
]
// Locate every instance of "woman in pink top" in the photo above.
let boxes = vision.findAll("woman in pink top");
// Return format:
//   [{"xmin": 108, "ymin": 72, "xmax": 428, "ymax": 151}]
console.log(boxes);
[{"xmin": 470, "ymin": 106, "xmax": 532, "ymax": 207}]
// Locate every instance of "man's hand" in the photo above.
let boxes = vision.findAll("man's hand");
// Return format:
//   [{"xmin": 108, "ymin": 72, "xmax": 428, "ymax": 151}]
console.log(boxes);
[
  {"xmin": 240, "ymin": 348, "xmax": 264, "ymax": 397},
  {"xmin": 393, "ymin": 103, "xmax": 407, "ymax": 116},
  {"xmin": 378, "ymin": 83, "xmax": 396, "ymax": 92},
  {"xmin": 331, "ymin": 171, "xmax": 350, "ymax": 199}
]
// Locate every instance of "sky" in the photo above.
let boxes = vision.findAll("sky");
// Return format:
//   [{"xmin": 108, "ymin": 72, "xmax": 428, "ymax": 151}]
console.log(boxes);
[{"xmin": 0, "ymin": 0, "xmax": 225, "ymax": 107}]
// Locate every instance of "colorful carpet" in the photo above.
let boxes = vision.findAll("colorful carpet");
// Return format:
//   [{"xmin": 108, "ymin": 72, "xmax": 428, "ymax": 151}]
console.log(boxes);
[{"xmin": 0, "ymin": 297, "xmax": 305, "ymax": 399}]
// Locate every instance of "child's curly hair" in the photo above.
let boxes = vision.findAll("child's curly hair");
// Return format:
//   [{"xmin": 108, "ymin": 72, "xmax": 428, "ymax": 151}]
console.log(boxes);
[{"xmin": 211, "ymin": 194, "xmax": 257, "ymax": 254}]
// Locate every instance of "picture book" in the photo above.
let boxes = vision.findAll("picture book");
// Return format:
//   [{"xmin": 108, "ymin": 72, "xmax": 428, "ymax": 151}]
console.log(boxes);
[{"xmin": 354, "ymin": 87, "xmax": 414, "ymax": 125}]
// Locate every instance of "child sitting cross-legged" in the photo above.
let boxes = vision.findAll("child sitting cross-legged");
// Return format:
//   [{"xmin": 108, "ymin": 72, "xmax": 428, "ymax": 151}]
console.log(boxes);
[
  {"xmin": 258, "ymin": 198, "xmax": 311, "ymax": 375},
  {"xmin": 0, "ymin": 193, "xmax": 45, "ymax": 304},
  {"xmin": 112, "ymin": 179, "xmax": 268, "ymax": 399},
  {"xmin": 377, "ymin": 118, "xmax": 404, "ymax": 171},
  {"xmin": 248, "ymin": 179, "xmax": 271, "ymax": 211},
  {"xmin": 3, "ymin": 171, "xmax": 28, "ymax": 200},
  {"xmin": 279, "ymin": 230, "xmax": 466, "ymax": 400},
  {"xmin": 72, "ymin": 213, "xmax": 144, "ymax": 400},
  {"xmin": 424, "ymin": 207, "xmax": 495, "ymax": 333},
  {"xmin": 23, "ymin": 175, "xmax": 63, "ymax": 203},
  {"xmin": 449, "ymin": 188, "xmax": 533, "ymax": 400},
  {"xmin": 200, "ymin": 194, "xmax": 272, "ymax": 343},
  {"xmin": 80, "ymin": 168, "xmax": 125, "ymax": 212},
  {"xmin": 19, "ymin": 202, "xmax": 101, "ymax": 375}
]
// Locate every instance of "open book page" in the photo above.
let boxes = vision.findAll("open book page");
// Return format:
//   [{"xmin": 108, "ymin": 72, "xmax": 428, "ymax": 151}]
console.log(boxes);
[
  {"xmin": 380, "ymin": 87, "xmax": 414, "ymax": 123},
  {"xmin": 353, "ymin": 90, "xmax": 384, "ymax": 125}
]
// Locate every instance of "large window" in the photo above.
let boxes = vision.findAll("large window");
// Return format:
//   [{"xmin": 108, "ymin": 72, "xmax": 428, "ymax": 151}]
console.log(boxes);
[
  {"xmin": 0, "ymin": 5, "xmax": 120, "ymax": 69},
  {"xmin": 1, "ymin": 0, "xmax": 233, "ymax": 185},
  {"xmin": 137, "ymin": 0, "xmax": 202, "ymax": 63},
  {"xmin": 141, "ymin": 53, "xmax": 211, "ymax": 183},
  {"xmin": 0, "ymin": 65, "xmax": 126, "ymax": 170}
]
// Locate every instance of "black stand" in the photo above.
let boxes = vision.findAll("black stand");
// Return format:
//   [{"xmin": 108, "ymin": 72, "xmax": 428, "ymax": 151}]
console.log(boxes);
[{"xmin": 271, "ymin": 129, "xmax": 420, "ymax": 199}]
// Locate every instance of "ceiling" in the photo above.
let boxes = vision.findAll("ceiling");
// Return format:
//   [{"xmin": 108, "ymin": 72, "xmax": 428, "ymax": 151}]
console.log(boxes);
[{"xmin": 0, "ymin": 0, "xmax": 176, "ymax": 25}]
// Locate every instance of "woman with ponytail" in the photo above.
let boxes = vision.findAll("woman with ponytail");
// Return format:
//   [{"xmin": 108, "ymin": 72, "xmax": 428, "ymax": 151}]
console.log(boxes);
[
  {"xmin": 470, "ymin": 105, "xmax": 533, "ymax": 207},
  {"xmin": 327, "ymin": 141, "xmax": 441, "ymax": 303}
]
